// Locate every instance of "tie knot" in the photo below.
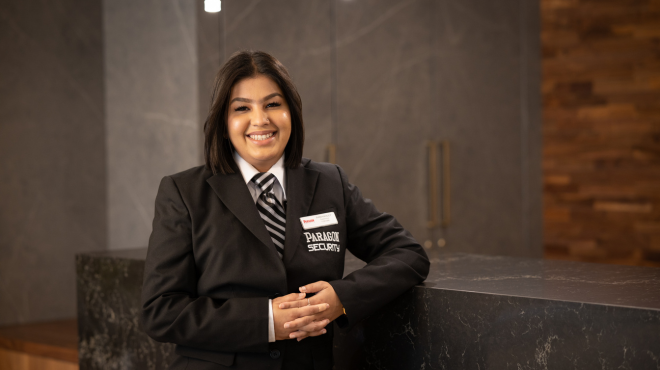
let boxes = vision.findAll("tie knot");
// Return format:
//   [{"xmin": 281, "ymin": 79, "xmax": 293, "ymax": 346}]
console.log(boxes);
[{"xmin": 251, "ymin": 172, "xmax": 275, "ymax": 193}]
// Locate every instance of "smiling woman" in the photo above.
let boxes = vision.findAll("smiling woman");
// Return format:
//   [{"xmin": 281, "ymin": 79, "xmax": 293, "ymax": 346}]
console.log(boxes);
[{"xmin": 140, "ymin": 50, "xmax": 429, "ymax": 370}]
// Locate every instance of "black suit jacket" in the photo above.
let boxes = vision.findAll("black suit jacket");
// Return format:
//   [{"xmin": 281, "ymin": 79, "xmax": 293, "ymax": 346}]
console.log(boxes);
[{"xmin": 141, "ymin": 158, "xmax": 430, "ymax": 369}]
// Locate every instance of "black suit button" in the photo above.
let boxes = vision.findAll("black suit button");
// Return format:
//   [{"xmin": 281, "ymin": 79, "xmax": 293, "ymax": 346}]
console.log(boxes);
[{"xmin": 270, "ymin": 349, "xmax": 281, "ymax": 359}]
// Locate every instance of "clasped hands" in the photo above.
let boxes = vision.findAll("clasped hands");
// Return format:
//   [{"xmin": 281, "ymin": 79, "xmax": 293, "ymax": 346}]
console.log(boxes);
[{"xmin": 272, "ymin": 281, "xmax": 344, "ymax": 341}]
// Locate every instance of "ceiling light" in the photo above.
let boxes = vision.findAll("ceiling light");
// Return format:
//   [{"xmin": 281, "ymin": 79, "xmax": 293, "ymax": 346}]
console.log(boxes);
[{"xmin": 205, "ymin": 0, "xmax": 221, "ymax": 13}]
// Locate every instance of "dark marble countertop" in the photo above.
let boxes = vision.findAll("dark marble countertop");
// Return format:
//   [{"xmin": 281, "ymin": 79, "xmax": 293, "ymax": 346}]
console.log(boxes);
[
  {"xmin": 421, "ymin": 253, "xmax": 660, "ymax": 311},
  {"xmin": 83, "ymin": 248, "xmax": 660, "ymax": 311}
]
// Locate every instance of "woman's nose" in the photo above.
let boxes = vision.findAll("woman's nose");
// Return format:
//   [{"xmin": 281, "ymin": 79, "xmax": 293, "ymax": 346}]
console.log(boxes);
[{"xmin": 251, "ymin": 108, "xmax": 269, "ymax": 125}]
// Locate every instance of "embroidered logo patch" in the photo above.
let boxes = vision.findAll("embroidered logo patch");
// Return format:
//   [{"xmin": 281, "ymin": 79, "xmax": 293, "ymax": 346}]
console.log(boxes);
[{"xmin": 304, "ymin": 231, "xmax": 340, "ymax": 252}]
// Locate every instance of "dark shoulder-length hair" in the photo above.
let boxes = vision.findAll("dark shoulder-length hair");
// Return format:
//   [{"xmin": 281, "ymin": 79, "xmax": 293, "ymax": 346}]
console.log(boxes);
[{"xmin": 204, "ymin": 50, "xmax": 304, "ymax": 175}]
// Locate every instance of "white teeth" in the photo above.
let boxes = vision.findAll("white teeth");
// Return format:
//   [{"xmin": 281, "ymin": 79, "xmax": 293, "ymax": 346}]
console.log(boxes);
[{"xmin": 249, "ymin": 132, "xmax": 274, "ymax": 141}]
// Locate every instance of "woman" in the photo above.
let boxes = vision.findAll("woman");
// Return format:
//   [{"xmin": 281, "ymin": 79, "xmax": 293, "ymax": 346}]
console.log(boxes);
[{"xmin": 141, "ymin": 50, "xmax": 430, "ymax": 370}]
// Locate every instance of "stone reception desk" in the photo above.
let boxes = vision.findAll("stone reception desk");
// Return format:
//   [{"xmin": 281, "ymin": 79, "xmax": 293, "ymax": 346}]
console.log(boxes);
[{"xmin": 76, "ymin": 249, "xmax": 660, "ymax": 369}]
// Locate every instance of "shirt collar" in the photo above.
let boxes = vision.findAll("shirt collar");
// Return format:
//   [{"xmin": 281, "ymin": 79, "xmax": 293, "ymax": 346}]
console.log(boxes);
[{"xmin": 234, "ymin": 152, "xmax": 286, "ymax": 197}]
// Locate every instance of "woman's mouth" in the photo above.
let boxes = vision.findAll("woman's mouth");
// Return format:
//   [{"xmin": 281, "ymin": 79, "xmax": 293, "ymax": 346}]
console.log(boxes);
[{"xmin": 247, "ymin": 132, "xmax": 275, "ymax": 141}]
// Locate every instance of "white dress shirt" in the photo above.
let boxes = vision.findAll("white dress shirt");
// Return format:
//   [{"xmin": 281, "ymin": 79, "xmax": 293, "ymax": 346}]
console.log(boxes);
[{"xmin": 234, "ymin": 152, "xmax": 286, "ymax": 343}]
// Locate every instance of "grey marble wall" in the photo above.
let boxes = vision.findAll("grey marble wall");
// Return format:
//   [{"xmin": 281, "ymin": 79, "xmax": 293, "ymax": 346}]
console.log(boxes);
[
  {"xmin": 196, "ymin": 1, "xmax": 222, "ymax": 150},
  {"xmin": 0, "ymin": 0, "xmax": 106, "ymax": 325},
  {"xmin": 334, "ymin": 0, "xmax": 435, "ymax": 242},
  {"xmin": 104, "ymin": 0, "xmax": 201, "ymax": 250}
]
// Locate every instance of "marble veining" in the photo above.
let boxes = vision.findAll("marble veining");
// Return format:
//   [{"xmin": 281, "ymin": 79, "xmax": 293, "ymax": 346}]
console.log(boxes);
[
  {"xmin": 339, "ymin": 287, "xmax": 660, "ymax": 370},
  {"xmin": 104, "ymin": 0, "xmax": 201, "ymax": 251},
  {"xmin": 77, "ymin": 251, "xmax": 175, "ymax": 370},
  {"xmin": 334, "ymin": 252, "xmax": 660, "ymax": 370},
  {"xmin": 424, "ymin": 252, "xmax": 660, "ymax": 310},
  {"xmin": 78, "ymin": 249, "xmax": 659, "ymax": 369}
]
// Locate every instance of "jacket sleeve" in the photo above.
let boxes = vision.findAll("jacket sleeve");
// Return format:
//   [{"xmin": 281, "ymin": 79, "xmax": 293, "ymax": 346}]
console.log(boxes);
[
  {"xmin": 140, "ymin": 176, "xmax": 269, "ymax": 353},
  {"xmin": 328, "ymin": 165, "xmax": 430, "ymax": 329}
]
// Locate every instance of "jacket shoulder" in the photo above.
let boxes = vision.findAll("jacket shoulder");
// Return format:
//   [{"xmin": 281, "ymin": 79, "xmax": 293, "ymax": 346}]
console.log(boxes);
[
  {"xmin": 302, "ymin": 158, "xmax": 340, "ymax": 176},
  {"xmin": 167, "ymin": 165, "xmax": 210, "ymax": 181},
  {"xmin": 162, "ymin": 165, "xmax": 214, "ymax": 195},
  {"xmin": 301, "ymin": 159, "xmax": 346, "ymax": 196}
]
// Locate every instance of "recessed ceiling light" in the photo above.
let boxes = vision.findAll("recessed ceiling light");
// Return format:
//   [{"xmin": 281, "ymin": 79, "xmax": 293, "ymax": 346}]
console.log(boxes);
[{"xmin": 205, "ymin": 0, "xmax": 221, "ymax": 13}]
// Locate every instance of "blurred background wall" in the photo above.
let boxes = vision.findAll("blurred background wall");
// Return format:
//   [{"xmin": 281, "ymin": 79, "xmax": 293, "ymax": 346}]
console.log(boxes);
[
  {"xmin": 0, "ymin": 0, "xmax": 657, "ymax": 328},
  {"xmin": 208, "ymin": 0, "xmax": 544, "ymax": 259},
  {"xmin": 0, "ymin": 0, "xmax": 105, "ymax": 326},
  {"xmin": 104, "ymin": 0, "xmax": 200, "ymax": 250},
  {"xmin": 0, "ymin": 0, "xmax": 202, "ymax": 326}
]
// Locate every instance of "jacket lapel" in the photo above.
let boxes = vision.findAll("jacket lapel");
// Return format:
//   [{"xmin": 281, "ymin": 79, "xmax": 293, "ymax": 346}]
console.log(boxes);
[
  {"xmin": 284, "ymin": 161, "xmax": 319, "ymax": 264},
  {"xmin": 206, "ymin": 172, "xmax": 278, "ymax": 257}
]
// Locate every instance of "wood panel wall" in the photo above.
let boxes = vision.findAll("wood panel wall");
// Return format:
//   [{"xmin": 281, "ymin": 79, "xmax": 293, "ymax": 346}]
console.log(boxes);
[
  {"xmin": 0, "ymin": 348, "xmax": 78, "ymax": 370},
  {"xmin": 0, "ymin": 319, "xmax": 78, "ymax": 370},
  {"xmin": 542, "ymin": 0, "xmax": 660, "ymax": 266}
]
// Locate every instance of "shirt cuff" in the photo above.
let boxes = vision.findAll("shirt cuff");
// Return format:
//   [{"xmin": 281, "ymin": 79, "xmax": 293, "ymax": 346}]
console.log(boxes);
[{"xmin": 268, "ymin": 299, "xmax": 275, "ymax": 342}]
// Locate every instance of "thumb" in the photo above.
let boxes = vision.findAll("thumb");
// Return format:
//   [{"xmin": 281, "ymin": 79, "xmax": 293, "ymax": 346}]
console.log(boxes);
[{"xmin": 299, "ymin": 281, "xmax": 328, "ymax": 294}]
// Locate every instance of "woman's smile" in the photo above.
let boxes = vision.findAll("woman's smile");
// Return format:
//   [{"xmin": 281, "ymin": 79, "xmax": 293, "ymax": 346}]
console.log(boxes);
[{"xmin": 246, "ymin": 130, "xmax": 276, "ymax": 143}]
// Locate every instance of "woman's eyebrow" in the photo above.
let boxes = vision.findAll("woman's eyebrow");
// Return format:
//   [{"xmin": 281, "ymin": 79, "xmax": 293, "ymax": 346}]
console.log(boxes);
[{"xmin": 230, "ymin": 92, "xmax": 283, "ymax": 104}]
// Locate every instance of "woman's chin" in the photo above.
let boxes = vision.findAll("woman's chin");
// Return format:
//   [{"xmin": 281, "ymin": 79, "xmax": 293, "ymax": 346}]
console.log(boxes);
[{"xmin": 244, "ymin": 151, "xmax": 283, "ymax": 168}]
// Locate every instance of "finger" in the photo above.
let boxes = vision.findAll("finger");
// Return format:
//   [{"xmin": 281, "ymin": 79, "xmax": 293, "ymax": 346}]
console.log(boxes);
[
  {"xmin": 297, "ymin": 328, "xmax": 327, "ymax": 341},
  {"xmin": 289, "ymin": 326, "xmax": 328, "ymax": 339},
  {"xmin": 283, "ymin": 314, "xmax": 316, "ymax": 330},
  {"xmin": 297, "ymin": 303, "xmax": 328, "ymax": 317},
  {"xmin": 288, "ymin": 330, "xmax": 310, "ymax": 339},
  {"xmin": 306, "ymin": 328, "xmax": 328, "ymax": 338},
  {"xmin": 278, "ymin": 299, "xmax": 308, "ymax": 309},
  {"xmin": 283, "ymin": 304, "xmax": 329, "ymax": 329},
  {"xmin": 298, "ymin": 319, "xmax": 330, "ymax": 333},
  {"xmin": 299, "ymin": 281, "xmax": 328, "ymax": 294},
  {"xmin": 305, "ymin": 288, "xmax": 332, "ymax": 306},
  {"xmin": 274, "ymin": 292, "xmax": 305, "ymax": 304}
]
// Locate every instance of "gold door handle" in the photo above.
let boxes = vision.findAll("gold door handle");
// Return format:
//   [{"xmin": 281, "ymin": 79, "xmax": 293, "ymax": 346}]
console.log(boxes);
[
  {"xmin": 427, "ymin": 141, "xmax": 439, "ymax": 228},
  {"xmin": 326, "ymin": 144, "xmax": 336, "ymax": 164},
  {"xmin": 440, "ymin": 140, "xmax": 450, "ymax": 227}
]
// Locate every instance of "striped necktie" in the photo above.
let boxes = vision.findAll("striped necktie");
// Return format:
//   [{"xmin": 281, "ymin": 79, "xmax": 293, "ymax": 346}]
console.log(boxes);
[{"xmin": 250, "ymin": 173, "xmax": 285, "ymax": 258}]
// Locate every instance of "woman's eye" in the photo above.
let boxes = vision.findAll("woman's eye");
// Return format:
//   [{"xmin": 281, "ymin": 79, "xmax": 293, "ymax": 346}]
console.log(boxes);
[
  {"xmin": 266, "ymin": 102, "xmax": 281, "ymax": 108},
  {"xmin": 234, "ymin": 106, "xmax": 248, "ymax": 112}
]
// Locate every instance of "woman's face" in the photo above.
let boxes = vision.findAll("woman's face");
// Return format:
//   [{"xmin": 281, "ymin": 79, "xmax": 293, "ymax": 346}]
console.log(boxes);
[{"xmin": 227, "ymin": 74, "xmax": 292, "ymax": 172}]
